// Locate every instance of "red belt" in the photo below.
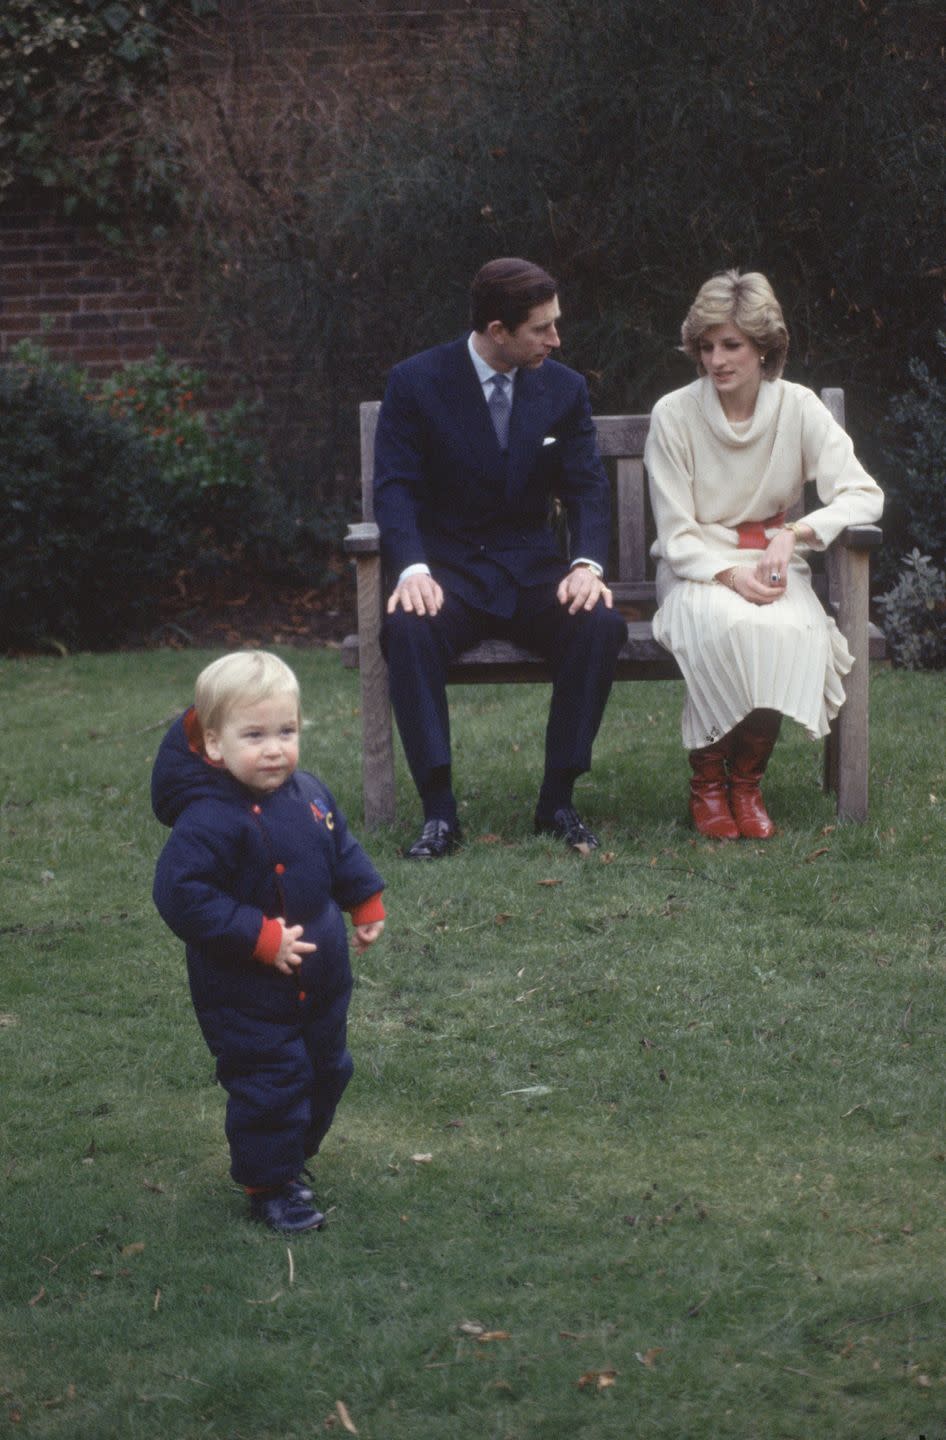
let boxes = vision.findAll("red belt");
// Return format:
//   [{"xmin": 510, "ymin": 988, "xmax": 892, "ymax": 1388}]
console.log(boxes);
[{"xmin": 735, "ymin": 510, "xmax": 786, "ymax": 549}]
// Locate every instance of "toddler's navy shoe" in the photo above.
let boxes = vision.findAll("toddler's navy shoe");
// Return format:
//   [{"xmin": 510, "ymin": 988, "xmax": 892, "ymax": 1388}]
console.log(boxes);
[
  {"xmin": 286, "ymin": 1168, "xmax": 316, "ymax": 1203},
  {"xmin": 249, "ymin": 1184, "xmax": 325, "ymax": 1234}
]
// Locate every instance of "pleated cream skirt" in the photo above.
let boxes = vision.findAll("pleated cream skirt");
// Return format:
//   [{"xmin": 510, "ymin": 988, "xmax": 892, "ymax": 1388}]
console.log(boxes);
[{"xmin": 652, "ymin": 559, "xmax": 854, "ymax": 750}]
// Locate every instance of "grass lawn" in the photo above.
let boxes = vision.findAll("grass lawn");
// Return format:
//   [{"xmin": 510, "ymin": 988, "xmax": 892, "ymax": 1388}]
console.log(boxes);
[{"xmin": 1, "ymin": 649, "xmax": 943, "ymax": 1439}]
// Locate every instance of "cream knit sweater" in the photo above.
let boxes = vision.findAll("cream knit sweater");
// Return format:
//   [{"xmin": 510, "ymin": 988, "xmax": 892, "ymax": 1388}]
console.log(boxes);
[{"xmin": 645, "ymin": 376, "xmax": 883, "ymax": 583}]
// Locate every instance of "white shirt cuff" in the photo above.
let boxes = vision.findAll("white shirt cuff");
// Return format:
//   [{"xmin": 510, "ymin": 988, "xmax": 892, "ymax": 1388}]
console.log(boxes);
[
  {"xmin": 571, "ymin": 558, "xmax": 603, "ymax": 578},
  {"xmin": 397, "ymin": 563, "xmax": 431, "ymax": 585}
]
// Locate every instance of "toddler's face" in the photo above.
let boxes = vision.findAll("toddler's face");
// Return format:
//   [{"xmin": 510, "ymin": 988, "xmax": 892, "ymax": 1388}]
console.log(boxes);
[{"xmin": 204, "ymin": 693, "xmax": 300, "ymax": 795}]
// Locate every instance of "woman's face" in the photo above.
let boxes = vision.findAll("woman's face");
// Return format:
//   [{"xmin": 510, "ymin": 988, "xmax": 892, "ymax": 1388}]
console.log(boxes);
[{"xmin": 699, "ymin": 322, "xmax": 764, "ymax": 411}]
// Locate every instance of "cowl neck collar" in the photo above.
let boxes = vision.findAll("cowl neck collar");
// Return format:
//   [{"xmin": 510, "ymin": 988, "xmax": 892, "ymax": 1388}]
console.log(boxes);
[{"xmin": 698, "ymin": 374, "xmax": 780, "ymax": 446}]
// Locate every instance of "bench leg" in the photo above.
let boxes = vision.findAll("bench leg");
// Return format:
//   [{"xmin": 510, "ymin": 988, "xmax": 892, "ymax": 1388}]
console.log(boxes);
[
  {"xmin": 832, "ymin": 545, "xmax": 871, "ymax": 822},
  {"xmin": 356, "ymin": 554, "xmax": 396, "ymax": 828}
]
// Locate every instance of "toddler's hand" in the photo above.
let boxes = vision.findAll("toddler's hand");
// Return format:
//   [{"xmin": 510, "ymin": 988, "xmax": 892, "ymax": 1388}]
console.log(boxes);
[
  {"xmin": 273, "ymin": 920, "xmax": 317, "ymax": 976},
  {"xmin": 352, "ymin": 919, "xmax": 385, "ymax": 953}
]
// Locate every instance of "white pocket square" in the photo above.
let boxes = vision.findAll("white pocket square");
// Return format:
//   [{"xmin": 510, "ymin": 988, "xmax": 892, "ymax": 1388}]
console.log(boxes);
[{"xmin": 542, "ymin": 436, "xmax": 558, "ymax": 447}]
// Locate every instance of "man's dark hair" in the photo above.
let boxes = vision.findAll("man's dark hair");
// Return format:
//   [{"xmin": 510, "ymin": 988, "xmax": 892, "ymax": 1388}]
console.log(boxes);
[{"xmin": 470, "ymin": 258, "xmax": 558, "ymax": 333}]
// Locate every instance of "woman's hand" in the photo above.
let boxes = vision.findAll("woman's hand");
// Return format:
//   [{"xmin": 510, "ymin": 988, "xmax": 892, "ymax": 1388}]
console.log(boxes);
[
  {"xmin": 717, "ymin": 565, "xmax": 785, "ymax": 606},
  {"xmin": 755, "ymin": 528, "xmax": 796, "ymax": 591}
]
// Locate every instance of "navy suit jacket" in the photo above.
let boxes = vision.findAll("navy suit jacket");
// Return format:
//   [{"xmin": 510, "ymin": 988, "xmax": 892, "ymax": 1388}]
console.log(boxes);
[{"xmin": 373, "ymin": 337, "xmax": 611, "ymax": 617}]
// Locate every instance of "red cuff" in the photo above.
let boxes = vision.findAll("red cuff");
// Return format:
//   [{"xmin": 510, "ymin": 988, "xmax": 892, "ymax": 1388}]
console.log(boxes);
[
  {"xmin": 253, "ymin": 917, "xmax": 283, "ymax": 965},
  {"xmin": 349, "ymin": 893, "xmax": 386, "ymax": 926}
]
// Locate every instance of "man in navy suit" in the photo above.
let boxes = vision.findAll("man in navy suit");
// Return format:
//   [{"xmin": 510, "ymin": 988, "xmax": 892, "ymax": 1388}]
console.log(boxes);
[{"xmin": 374, "ymin": 257, "xmax": 626, "ymax": 858}]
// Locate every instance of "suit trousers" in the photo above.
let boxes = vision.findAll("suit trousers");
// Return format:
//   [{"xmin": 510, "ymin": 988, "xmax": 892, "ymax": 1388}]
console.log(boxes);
[{"xmin": 382, "ymin": 589, "xmax": 626, "ymax": 795}]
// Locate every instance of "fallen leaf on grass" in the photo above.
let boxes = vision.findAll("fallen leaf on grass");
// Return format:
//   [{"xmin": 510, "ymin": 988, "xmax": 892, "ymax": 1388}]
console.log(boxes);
[
  {"xmin": 142, "ymin": 1179, "xmax": 165, "ymax": 1193},
  {"xmin": 537, "ymin": 878, "xmax": 563, "ymax": 887},
  {"xmin": 494, "ymin": 913, "xmax": 513, "ymax": 925},
  {"xmin": 120, "ymin": 1242, "xmax": 145, "ymax": 1257},
  {"xmin": 28, "ymin": 1287, "xmax": 46, "ymax": 1307},
  {"xmin": 41, "ymin": 1384, "xmax": 77, "ymax": 1408},
  {"xmin": 458, "ymin": 1320, "xmax": 486, "ymax": 1336},
  {"xmin": 636, "ymin": 1348, "xmax": 663, "ymax": 1368},
  {"xmin": 410, "ymin": 1153, "xmax": 433, "ymax": 1164},
  {"xmin": 577, "ymin": 1368, "xmax": 617, "ymax": 1390},
  {"xmin": 804, "ymin": 847, "xmax": 830, "ymax": 862},
  {"xmin": 477, "ymin": 833, "xmax": 503, "ymax": 844},
  {"xmin": 335, "ymin": 1399, "xmax": 359, "ymax": 1433},
  {"xmin": 476, "ymin": 1330, "xmax": 512, "ymax": 1343},
  {"xmin": 599, "ymin": 851, "xmax": 616, "ymax": 864}
]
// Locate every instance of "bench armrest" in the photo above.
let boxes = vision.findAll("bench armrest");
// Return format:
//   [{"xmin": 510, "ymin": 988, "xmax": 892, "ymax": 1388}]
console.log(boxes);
[
  {"xmin": 344, "ymin": 521, "xmax": 380, "ymax": 555},
  {"xmin": 836, "ymin": 523, "xmax": 883, "ymax": 551}
]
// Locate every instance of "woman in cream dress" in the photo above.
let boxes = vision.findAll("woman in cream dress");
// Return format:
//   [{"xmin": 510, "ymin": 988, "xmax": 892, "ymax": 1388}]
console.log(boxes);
[{"xmin": 644, "ymin": 271, "xmax": 883, "ymax": 839}]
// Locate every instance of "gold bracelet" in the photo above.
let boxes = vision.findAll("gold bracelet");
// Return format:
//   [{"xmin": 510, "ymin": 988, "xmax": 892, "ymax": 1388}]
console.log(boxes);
[{"xmin": 784, "ymin": 521, "xmax": 806, "ymax": 540}]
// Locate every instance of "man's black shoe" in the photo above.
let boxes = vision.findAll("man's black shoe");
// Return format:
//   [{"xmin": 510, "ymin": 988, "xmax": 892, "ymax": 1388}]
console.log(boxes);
[
  {"xmin": 534, "ymin": 806, "xmax": 600, "ymax": 854},
  {"xmin": 249, "ymin": 1184, "xmax": 325, "ymax": 1234},
  {"xmin": 405, "ymin": 819, "xmax": 461, "ymax": 860}
]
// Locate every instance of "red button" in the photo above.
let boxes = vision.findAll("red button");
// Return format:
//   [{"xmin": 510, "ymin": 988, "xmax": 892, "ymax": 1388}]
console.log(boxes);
[
  {"xmin": 274, "ymin": 863, "xmax": 285, "ymax": 875},
  {"xmin": 252, "ymin": 804, "xmax": 261, "ymax": 815}
]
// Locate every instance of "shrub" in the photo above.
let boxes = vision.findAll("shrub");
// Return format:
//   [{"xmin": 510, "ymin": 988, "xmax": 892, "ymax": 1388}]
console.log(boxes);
[
  {"xmin": 94, "ymin": 349, "xmax": 266, "ymax": 554},
  {"xmin": 876, "ymin": 550, "xmax": 946, "ymax": 670},
  {"xmin": 879, "ymin": 332, "xmax": 946, "ymax": 570},
  {"xmin": 0, "ymin": 363, "xmax": 166, "ymax": 651},
  {"xmin": 1, "ymin": 344, "xmax": 343, "ymax": 650}
]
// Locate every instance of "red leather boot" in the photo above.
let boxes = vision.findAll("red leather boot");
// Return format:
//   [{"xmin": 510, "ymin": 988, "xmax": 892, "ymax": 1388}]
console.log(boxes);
[
  {"xmin": 729, "ymin": 715, "xmax": 780, "ymax": 839},
  {"xmin": 688, "ymin": 737, "xmax": 739, "ymax": 839}
]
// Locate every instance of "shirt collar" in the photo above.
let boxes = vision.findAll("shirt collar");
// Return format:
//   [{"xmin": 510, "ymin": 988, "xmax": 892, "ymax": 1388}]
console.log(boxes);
[{"xmin": 468, "ymin": 332, "xmax": 518, "ymax": 389}]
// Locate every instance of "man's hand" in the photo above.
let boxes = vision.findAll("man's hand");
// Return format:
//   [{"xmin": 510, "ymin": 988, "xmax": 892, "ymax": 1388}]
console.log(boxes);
[
  {"xmin": 387, "ymin": 573, "xmax": 444, "ymax": 616},
  {"xmin": 352, "ymin": 919, "xmax": 385, "ymax": 953},
  {"xmin": 557, "ymin": 564, "xmax": 613, "ymax": 615},
  {"xmin": 272, "ymin": 920, "xmax": 317, "ymax": 976}
]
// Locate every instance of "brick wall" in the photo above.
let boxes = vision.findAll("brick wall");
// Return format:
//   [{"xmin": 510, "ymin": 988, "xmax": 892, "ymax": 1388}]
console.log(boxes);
[
  {"xmin": 0, "ymin": 199, "xmax": 192, "ymax": 378},
  {"xmin": 0, "ymin": 1, "xmax": 510, "ymax": 384}
]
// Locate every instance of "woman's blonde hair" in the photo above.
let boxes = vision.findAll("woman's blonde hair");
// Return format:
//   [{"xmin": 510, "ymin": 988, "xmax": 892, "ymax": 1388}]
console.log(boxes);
[
  {"xmin": 680, "ymin": 269, "xmax": 789, "ymax": 380},
  {"xmin": 194, "ymin": 651, "xmax": 300, "ymax": 735}
]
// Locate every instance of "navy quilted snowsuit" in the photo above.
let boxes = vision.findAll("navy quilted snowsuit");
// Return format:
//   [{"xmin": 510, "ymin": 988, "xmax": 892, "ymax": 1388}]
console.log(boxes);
[{"xmin": 152, "ymin": 713, "xmax": 384, "ymax": 1189}]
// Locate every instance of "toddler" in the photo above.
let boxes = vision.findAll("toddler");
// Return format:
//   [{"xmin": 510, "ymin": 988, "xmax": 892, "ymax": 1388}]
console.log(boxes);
[{"xmin": 152, "ymin": 651, "xmax": 384, "ymax": 1233}]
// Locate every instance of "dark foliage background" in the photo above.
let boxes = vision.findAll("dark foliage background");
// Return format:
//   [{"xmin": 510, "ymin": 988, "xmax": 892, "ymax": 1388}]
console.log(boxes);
[
  {"xmin": 3, "ymin": 0, "xmax": 944, "ymax": 640},
  {"xmin": 151, "ymin": 0, "xmax": 944, "ymax": 537}
]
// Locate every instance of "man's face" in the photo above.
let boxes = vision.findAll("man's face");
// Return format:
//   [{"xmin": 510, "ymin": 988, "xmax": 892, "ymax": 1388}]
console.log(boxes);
[{"xmin": 494, "ymin": 297, "xmax": 562, "ymax": 370}]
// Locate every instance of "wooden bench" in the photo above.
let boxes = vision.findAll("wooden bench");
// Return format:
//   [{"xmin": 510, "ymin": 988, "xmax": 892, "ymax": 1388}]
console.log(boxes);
[{"xmin": 343, "ymin": 392, "xmax": 883, "ymax": 828}]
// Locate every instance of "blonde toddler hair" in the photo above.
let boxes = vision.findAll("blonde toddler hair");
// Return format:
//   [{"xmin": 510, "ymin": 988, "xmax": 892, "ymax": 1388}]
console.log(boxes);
[{"xmin": 194, "ymin": 651, "xmax": 301, "ymax": 736}]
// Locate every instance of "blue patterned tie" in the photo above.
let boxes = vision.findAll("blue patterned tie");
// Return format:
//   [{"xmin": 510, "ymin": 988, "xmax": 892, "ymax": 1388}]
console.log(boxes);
[{"xmin": 488, "ymin": 372, "xmax": 512, "ymax": 450}]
